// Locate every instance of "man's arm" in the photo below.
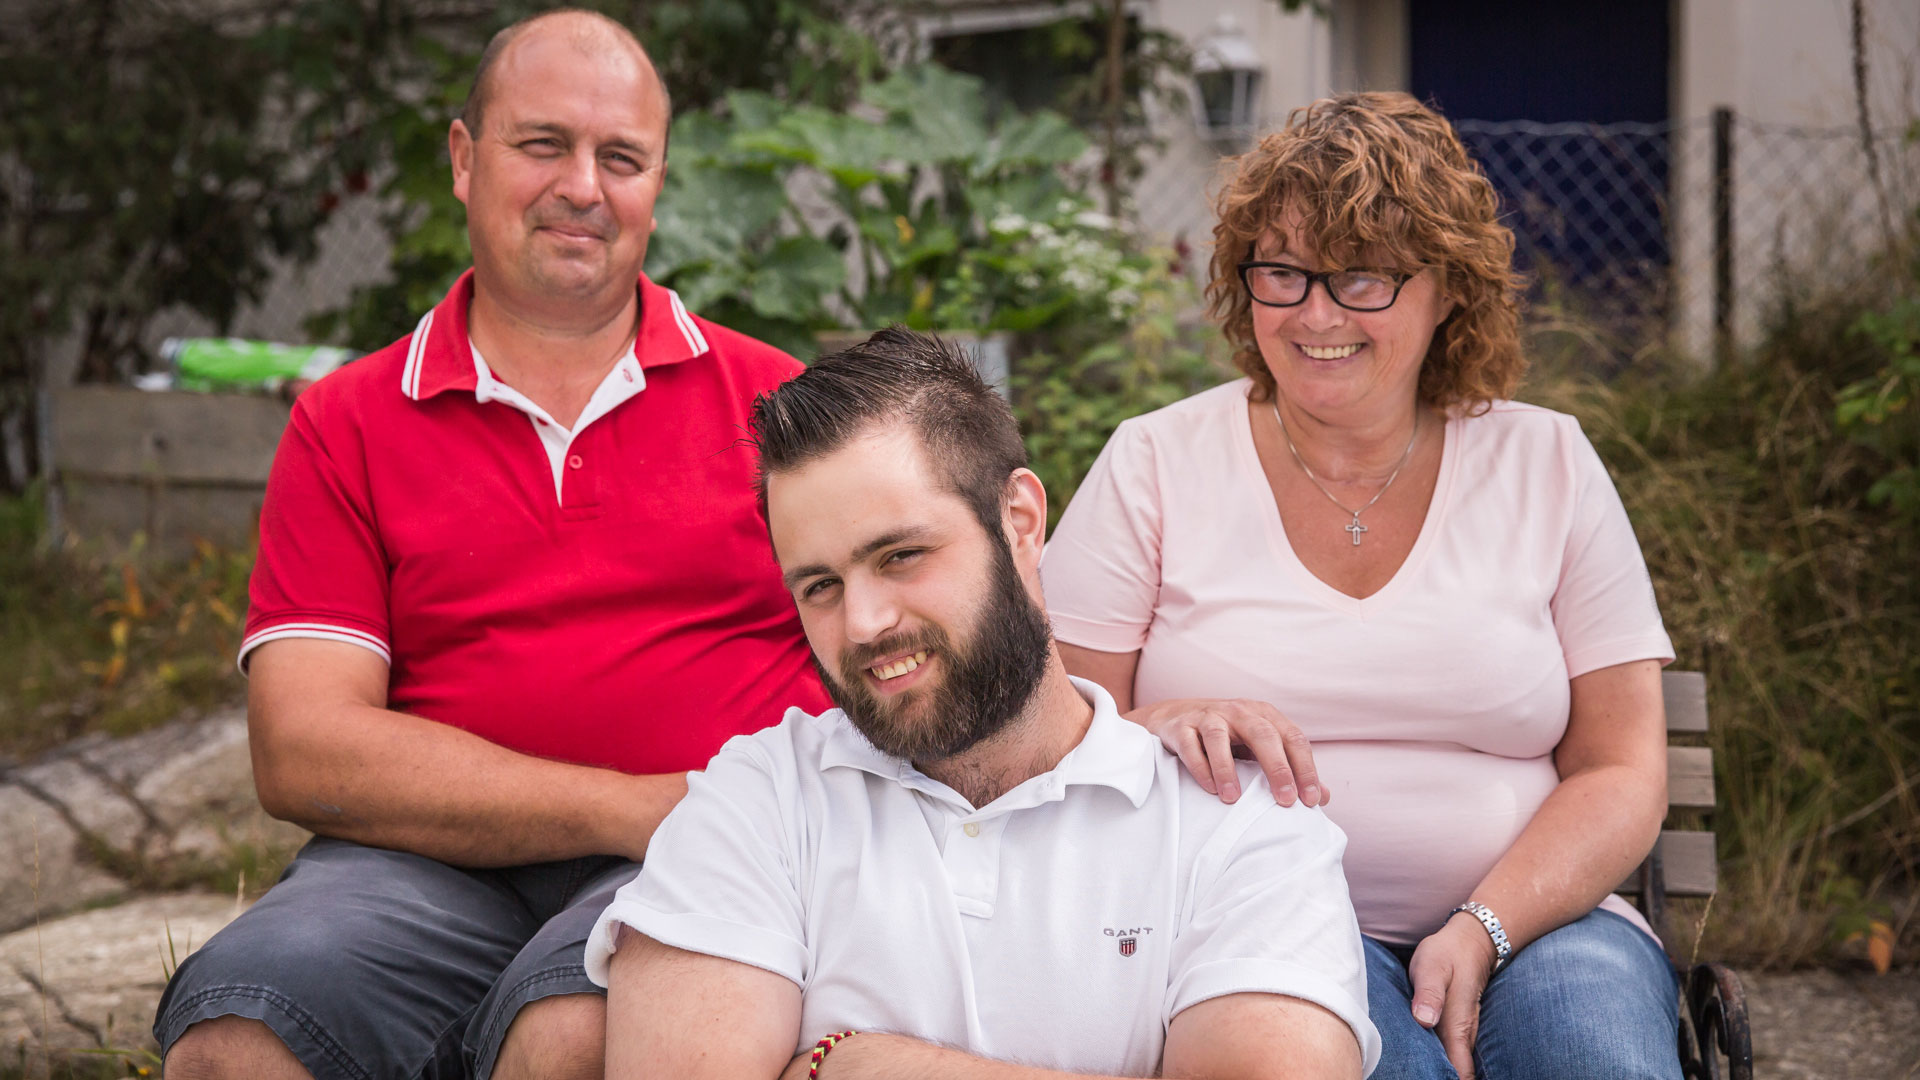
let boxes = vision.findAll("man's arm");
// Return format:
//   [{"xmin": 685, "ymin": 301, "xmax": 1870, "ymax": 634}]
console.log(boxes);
[
  {"xmin": 248, "ymin": 638, "xmax": 687, "ymax": 866},
  {"xmin": 605, "ymin": 927, "xmax": 801, "ymax": 1080},
  {"xmin": 1161, "ymin": 994, "xmax": 1362, "ymax": 1080},
  {"xmin": 768, "ymin": 1006, "xmax": 1357, "ymax": 1080},
  {"xmin": 605, "ymin": 927, "xmax": 1357, "ymax": 1080}
]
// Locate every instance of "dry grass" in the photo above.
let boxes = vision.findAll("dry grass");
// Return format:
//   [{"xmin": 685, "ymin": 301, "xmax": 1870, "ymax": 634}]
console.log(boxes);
[
  {"xmin": 0, "ymin": 496, "xmax": 248, "ymax": 761},
  {"xmin": 1523, "ymin": 293, "xmax": 1920, "ymax": 970}
]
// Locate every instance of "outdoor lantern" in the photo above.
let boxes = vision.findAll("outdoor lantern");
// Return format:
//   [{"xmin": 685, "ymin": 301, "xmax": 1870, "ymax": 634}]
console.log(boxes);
[{"xmin": 1192, "ymin": 14, "xmax": 1262, "ymax": 145}]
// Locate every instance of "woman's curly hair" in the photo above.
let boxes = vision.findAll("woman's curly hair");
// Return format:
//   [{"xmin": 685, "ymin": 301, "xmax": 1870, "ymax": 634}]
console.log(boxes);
[{"xmin": 1206, "ymin": 92, "xmax": 1527, "ymax": 411}]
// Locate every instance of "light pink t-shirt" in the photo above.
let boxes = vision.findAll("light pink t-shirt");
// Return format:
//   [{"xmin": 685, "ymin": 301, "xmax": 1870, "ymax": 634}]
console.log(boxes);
[{"xmin": 1039, "ymin": 379, "xmax": 1674, "ymax": 945}]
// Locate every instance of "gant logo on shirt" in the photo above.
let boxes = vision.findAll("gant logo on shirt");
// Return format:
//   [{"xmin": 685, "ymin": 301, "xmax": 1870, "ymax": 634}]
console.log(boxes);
[{"xmin": 1103, "ymin": 926, "xmax": 1154, "ymax": 957}]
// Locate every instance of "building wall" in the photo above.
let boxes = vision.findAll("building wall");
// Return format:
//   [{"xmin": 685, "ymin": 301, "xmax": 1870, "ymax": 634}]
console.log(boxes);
[
  {"xmin": 1144, "ymin": 0, "xmax": 1920, "ymax": 357},
  {"xmin": 1132, "ymin": 0, "xmax": 1330, "ymax": 253},
  {"xmin": 1672, "ymin": 0, "xmax": 1920, "ymax": 354}
]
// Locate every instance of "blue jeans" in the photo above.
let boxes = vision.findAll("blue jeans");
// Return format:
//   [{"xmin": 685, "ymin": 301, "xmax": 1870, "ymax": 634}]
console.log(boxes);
[{"xmin": 1365, "ymin": 909, "xmax": 1681, "ymax": 1079}]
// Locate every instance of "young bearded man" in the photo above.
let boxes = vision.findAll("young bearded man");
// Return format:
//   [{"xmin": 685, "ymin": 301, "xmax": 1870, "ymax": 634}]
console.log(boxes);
[
  {"xmin": 155, "ymin": 11, "xmax": 828, "ymax": 1080},
  {"xmin": 587, "ymin": 328, "xmax": 1380, "ymax": 1079}
]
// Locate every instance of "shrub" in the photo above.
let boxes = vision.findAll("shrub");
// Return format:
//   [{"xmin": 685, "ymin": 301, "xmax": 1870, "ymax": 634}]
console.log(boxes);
[
  {"xmin": 1527, "ymin": 284, "xmax": 1920, "ymax": 968},
  {"xmin": 0, "ymin": 490, "xmax": 250, "ymax": 758}
]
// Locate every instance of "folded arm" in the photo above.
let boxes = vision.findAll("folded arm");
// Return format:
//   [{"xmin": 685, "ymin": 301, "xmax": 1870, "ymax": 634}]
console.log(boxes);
[
  {"xmin": 604, "ymin": 927, "xmax": 1359, "ymax": 1080},
  {"xmin": 247, "ymin": 637, "xmax": 688, "ymax": 866}
]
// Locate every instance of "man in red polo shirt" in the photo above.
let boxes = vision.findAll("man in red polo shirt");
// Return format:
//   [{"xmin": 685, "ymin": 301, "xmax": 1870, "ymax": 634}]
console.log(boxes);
[{"xmin": 154, "ymin": 11, "xmax": 826, "ymax": 1080}]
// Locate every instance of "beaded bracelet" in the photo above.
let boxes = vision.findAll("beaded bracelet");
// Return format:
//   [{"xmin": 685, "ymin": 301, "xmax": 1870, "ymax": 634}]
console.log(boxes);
[{"xmin": 807, "ymin": 1030, "xmax": 858, "ymax": 1079}]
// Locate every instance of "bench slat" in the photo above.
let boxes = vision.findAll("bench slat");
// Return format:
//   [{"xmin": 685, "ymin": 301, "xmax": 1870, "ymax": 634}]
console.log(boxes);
[
  {"xmin": 1668, "ymin": 746, "xmax": 1715, "ymax": 809},
  {"xmin": 1663, "ymin": 670, "xmax": 1708, "ymax": 733},
  {"xmin": 1617, "ymin": 830, "xmax": 1717, "ymax": 896}
]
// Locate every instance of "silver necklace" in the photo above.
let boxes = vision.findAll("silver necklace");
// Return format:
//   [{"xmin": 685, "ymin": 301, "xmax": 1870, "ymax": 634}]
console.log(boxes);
[{"xmin": 1270, "ymin": 404, "xmax": 1419, "ymax": 547}]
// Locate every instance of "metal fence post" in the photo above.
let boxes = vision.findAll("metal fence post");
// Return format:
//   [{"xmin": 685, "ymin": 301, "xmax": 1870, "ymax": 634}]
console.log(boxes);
[{"xmin": 1713, "ymin": 107, "xmax": 1735, "ymax": 364}]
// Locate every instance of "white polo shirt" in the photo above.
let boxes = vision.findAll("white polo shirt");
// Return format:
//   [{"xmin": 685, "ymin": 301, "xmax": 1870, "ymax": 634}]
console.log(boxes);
[{"xmin": 586, "ymin": 678, "xmax": 1380, "ymax": 1077}]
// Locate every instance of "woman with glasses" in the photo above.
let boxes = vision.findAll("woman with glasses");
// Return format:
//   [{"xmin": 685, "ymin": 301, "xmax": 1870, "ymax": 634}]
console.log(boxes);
[{"xmin": 1040, "ymin": 92, "xmax": 1678, "ymax": 1080}]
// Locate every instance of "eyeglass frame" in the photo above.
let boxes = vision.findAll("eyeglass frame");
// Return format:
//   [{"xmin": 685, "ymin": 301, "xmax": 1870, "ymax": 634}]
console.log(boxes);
[{"xmin": 1236, "ymin": 260, "xmax": 1417, "ymax": 312}]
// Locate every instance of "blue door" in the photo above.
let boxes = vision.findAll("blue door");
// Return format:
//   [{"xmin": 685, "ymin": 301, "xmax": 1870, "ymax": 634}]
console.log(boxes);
[{"xmin": 1408, "ymin": 0, "xmax": 1673, "ymax": 326}]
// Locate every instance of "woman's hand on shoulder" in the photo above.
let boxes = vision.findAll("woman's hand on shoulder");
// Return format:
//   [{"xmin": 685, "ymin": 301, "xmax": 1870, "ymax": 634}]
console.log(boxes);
[
  {"xmin": 1125, "ymin": 698, "xmax": 1324, "ymax": 807},
  {"xmin": 1407, "ymin": 913, "xmax": 1500, "ymax": 1080}
]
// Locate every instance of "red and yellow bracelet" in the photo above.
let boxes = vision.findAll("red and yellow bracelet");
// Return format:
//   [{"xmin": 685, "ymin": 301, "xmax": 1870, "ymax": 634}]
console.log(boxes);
[{"xmin": 806, "ymin": 1030, "xmax": 858, "ymax": 1079}]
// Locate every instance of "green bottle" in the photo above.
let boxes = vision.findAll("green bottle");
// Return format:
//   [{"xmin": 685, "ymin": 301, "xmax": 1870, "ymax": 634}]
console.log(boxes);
[{"xmin": 160, "ymin": 338, "xmax": 358, "ymax": 393}]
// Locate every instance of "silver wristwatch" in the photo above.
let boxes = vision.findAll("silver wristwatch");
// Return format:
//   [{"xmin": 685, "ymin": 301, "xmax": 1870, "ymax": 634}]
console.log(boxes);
[{"xmin": 1449, "ymin": 901, "xmax": 1512, "ymax": 974}]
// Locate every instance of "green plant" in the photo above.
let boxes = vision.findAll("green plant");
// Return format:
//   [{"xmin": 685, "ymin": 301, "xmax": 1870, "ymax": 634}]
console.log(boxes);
[
  {"xmin": 647, "ymin": 64, "xmax": 1182, "ymax": 359},
  {"xmin": 309, "ymin": 0, "xmax": 882, "ymax": 352},
  {"xmin": 1016, "ymin": 264, "xmax": 1231, "ymax": 526},
  {"xmin": 0, "ymin": 491, "xmax": 250, "ymax": 757},
  {"xmin": 1837, "ymin": 292, "xmax": 1920, "ymax": 524},
  {"xmin": 1525, "ymin": 291, "xmax": 1920, "ymax": 969},
  {"xmin": 0, "ymin": 0, "xmax": 356, "ymax": 491}
]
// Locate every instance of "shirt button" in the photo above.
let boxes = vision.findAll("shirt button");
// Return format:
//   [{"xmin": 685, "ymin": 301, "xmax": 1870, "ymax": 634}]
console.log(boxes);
[
  {"xmin": 568, "ymin": 454, "xmax": 584, "ymax": 469},
  {"xmin": 962, "ymin": 822, "xmax": 980, "ymax": 838}
]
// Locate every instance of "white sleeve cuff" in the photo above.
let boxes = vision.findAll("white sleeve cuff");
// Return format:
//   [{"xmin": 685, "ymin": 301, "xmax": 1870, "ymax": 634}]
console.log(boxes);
[
  {"xmin": 237, "ymin": 622, "xmax": 392, "ymax": 673},
  {"xmin": 585, "ymin": 895, "xmax": 809, "ymax": 989}
]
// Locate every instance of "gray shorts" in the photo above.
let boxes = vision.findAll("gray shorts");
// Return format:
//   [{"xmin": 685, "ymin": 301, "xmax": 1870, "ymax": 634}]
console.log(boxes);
[{"xmin": 152, "ymin": 836, "xmax": 640, "ymax": 1080}]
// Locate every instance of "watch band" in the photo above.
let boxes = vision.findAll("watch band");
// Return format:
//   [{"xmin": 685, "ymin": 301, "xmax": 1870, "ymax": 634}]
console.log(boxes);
[{"xmin": 1449, "ymin": 900, "xmax": 1512, "ymax": 974}]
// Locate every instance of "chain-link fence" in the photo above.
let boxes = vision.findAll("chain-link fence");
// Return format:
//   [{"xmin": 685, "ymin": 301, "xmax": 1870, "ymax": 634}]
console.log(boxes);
[
  {"xmin": 1138, "ymin": 112, "xmax": 1920, "ymax": 360},
  {"xmin": 137, "ymin": 192, "xmax": 395, "ymax": 361},
  {"xmin": 1461, "ymin": 114, "xmax": 1918, "ymax": 358}
]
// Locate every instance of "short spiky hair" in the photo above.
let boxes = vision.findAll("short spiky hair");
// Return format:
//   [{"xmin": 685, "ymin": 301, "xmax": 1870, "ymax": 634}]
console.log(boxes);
[
  {"xmin": 1208, "ymin": 92, "xmax": 1527, "ymax": 412},
  {"xmin": 751, "ymin": 327, "xmax": 1029, "ymax": 538}
]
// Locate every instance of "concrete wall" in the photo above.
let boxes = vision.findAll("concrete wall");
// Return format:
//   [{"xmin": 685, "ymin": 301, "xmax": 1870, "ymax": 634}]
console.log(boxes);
[
  {"xmin": 1133, "ymin": 0, "xmax": 1332, "ymax": 251},
  {"xmin": 1137, "ymin": 0, "xmax": 1920, "ymax": 356},
  {"xmin": 1327, "ymin": 0, "xmax": 1408, "ymax": 94},
  {"xmin": 50, "ymin": 387, "xmax": 287, "ymax": 561},
  {"xmin": 1672, "ymin": 0, "xmax": 1920, "ymax": 354}
]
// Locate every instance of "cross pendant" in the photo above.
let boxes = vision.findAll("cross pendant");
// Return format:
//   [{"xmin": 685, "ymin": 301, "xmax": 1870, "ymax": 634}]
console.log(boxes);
[{"xmin": 1344, "ymin": 516, "xmax": 1368, "ymax": 546}]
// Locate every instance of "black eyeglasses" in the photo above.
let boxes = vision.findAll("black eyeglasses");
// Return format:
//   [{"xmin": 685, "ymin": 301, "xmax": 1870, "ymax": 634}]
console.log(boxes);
[{"xmin": 1237, "ymin": 261, "xmax": 1416, "ymax": 312}]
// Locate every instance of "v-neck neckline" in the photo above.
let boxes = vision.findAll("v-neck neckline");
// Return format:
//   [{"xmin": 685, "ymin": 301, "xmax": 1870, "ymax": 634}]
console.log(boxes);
[{"xmin": 1230, "ymin": 388, "xmax": 1462, "ymax": 617}]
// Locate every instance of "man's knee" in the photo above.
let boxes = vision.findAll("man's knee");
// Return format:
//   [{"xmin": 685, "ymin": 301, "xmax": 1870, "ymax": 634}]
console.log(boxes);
[
  {"xmin": 164, "ymin": 1015, "xmax": 312, "ymax": 1080},
  {"xmin": 490, "ymin": 993, "xmax": 606, "ymax": 1080}
]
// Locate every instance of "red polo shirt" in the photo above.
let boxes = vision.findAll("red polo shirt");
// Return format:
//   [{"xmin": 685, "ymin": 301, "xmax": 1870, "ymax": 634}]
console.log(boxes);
[{"xmin": 242, "ymin": 270, "xmax": 829, "ymax": 774}]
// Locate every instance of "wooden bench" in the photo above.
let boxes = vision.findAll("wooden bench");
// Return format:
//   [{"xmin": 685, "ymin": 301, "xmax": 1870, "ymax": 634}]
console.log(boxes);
[{"xmin": 1614, "ymin": 670, "xmax": 1752, "ymax": 1079}]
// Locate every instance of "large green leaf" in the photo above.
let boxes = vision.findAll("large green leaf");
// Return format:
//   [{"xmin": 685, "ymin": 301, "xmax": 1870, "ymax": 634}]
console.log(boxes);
[
  {"xmin": 666, "ymin": 109, "xmax": 737, "ymax": 164},
  {"xmin": 861, "ymin": 65, "xmax": 988, "ymax": 164},
  {"xmin": 774, "ymin": 108, "xmax": 894, "ymax": 187},
  {"xmin": 723, "ymin": 89, "xmax": 787, "ymax": 135},
  {"xmin": 979, "ymin": 110, "xmax": 1090, "ymax": 174},
  {"xmin": 647, "ymin": 166, "xmax": 787, "ymax": 279},
  {"xmin": 750, "ymin": 235, "xmax": 847, "ymax": 323},
  {"xmin": 966, "ymin": 171, "xmax": 1083, "ymax": 221}
]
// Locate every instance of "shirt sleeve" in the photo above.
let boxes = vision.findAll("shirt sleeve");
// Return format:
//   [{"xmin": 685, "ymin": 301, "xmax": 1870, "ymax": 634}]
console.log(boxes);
[
  {"xmin": 1167, "ymin": 788, "xmax": 1382, "ymax": 1077},
  {"xmin": 584, "ymin": 726, "xmax": 809, "ymax": 988},
  {"xmin": 1550, "ymin": 416, "xmax": 1675, "ymax": 678},
  {"xmin": 239, "ymin": 401, "xmax": 392, "ymax": 670},
  {"xmin": 1039, "ymin": 419, "xmax": 1166, "ymax": 653}
]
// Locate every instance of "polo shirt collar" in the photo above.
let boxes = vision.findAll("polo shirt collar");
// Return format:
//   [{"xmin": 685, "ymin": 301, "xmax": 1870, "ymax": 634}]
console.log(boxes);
[
  {"xmin": 819, "ymin": 676, "xmax": 1159, "ymax": 810},
  {"xmin": 398, "ymin": 269, "xmax": 711, "ymax": 402}
]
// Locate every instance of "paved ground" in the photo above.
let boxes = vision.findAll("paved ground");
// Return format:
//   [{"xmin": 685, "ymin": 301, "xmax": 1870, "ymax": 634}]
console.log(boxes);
[
  {"xmin": 0, "ymin": 895, "xmax": 1912, "ymax": 1076},
  {"xmin": 1745, "ymin": 968, "xmax": 1920, "ymax": 1079}
]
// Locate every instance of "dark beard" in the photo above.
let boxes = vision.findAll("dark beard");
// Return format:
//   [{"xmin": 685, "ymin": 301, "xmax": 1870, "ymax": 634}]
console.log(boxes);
[{"xmin": 817, "ymin": 539, "xmax": 1053, "ymax": 763}]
